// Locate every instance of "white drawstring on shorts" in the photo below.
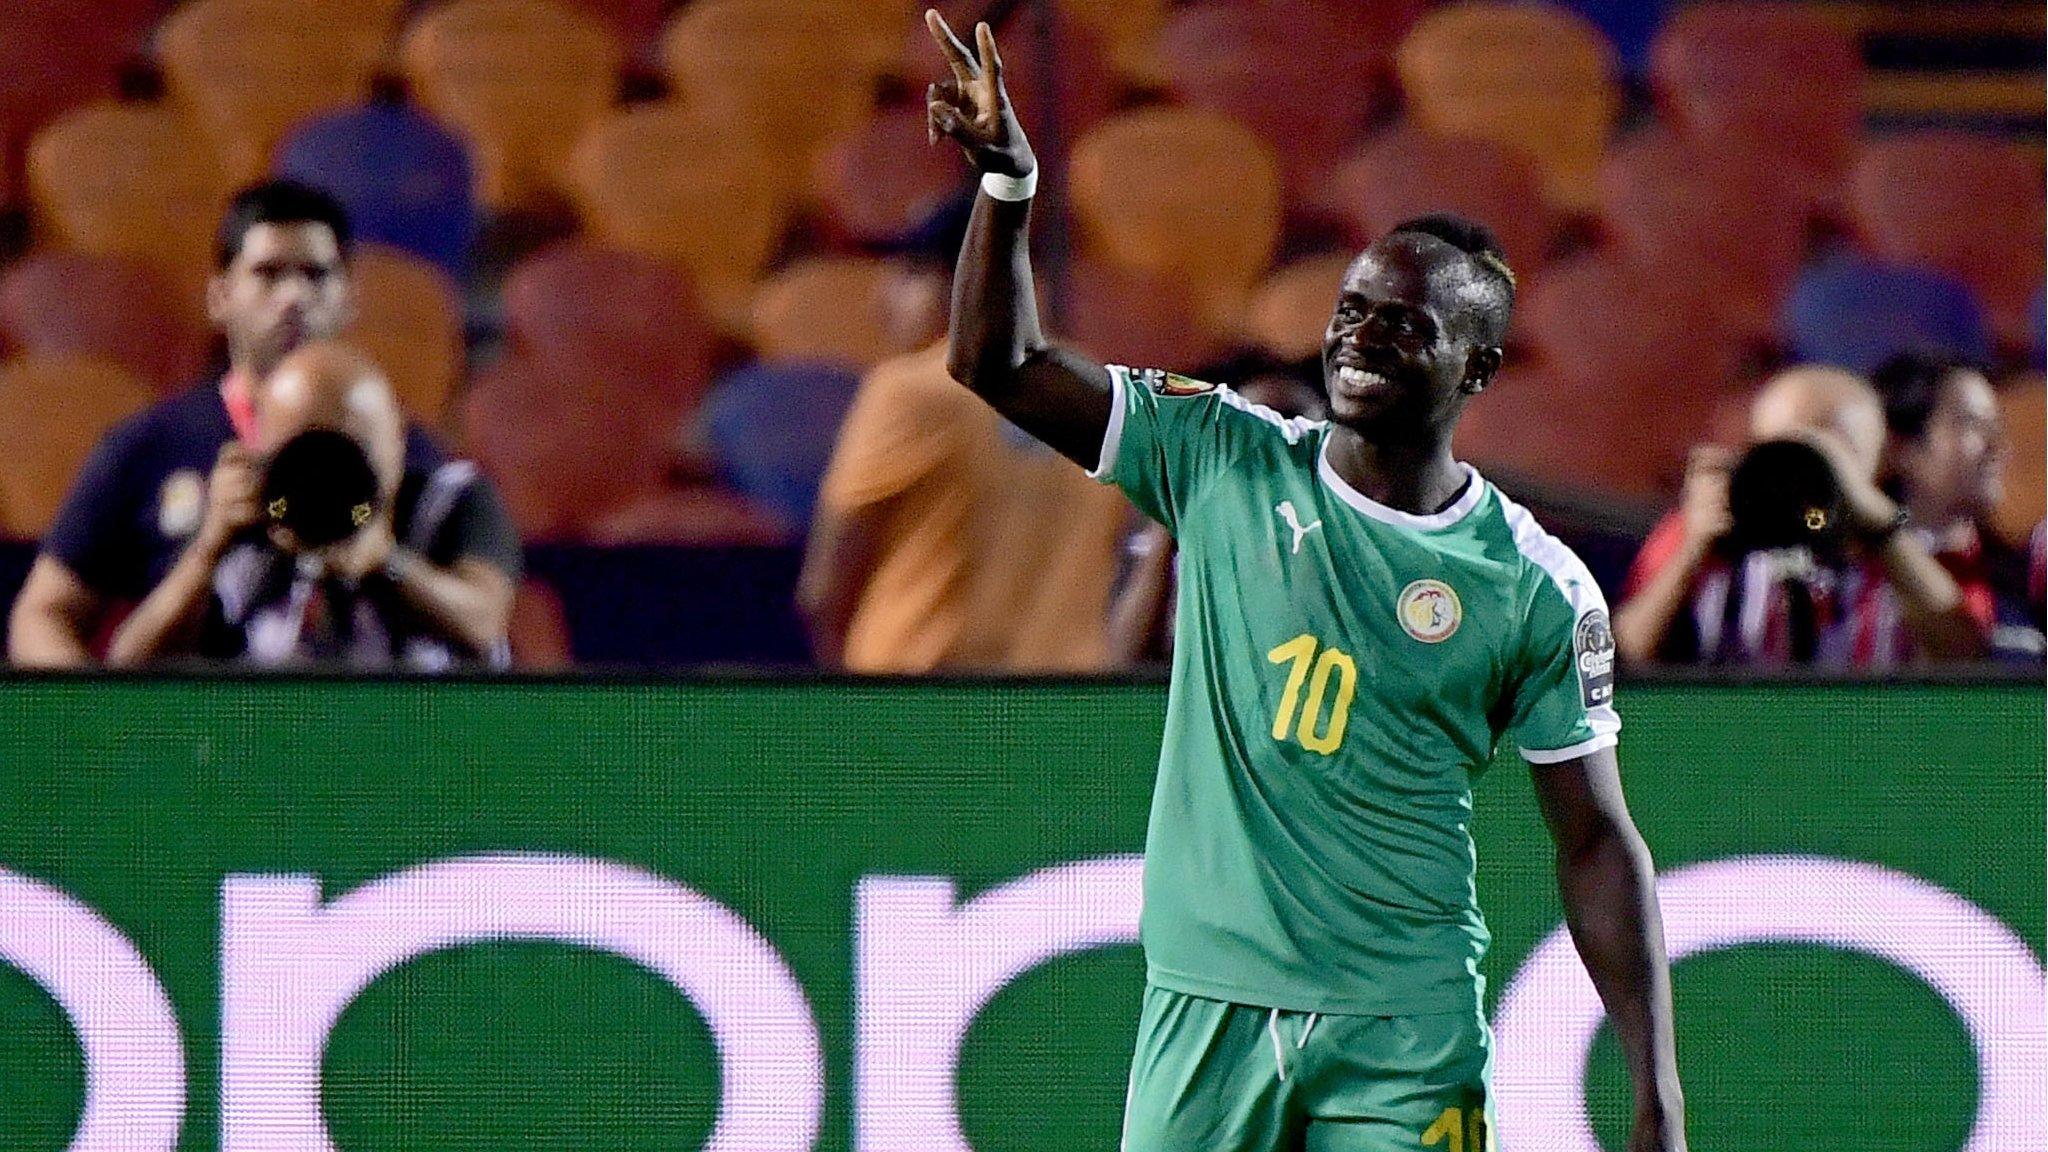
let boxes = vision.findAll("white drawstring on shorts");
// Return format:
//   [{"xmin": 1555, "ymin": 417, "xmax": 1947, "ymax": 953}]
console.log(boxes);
[{"xmin": 1269, "ymin": 1010, "xmax": 1322, "ymax": 1080}]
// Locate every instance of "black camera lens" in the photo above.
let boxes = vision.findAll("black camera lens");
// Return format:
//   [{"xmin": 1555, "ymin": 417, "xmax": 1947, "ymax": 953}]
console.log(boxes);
[
  {"xmin": 1726, "ymin": 438, "xmax": 1846, "ymax": 554},
  {"xmin": 261, "ymin": 429, "xmax": 379, "ymax": 548}
]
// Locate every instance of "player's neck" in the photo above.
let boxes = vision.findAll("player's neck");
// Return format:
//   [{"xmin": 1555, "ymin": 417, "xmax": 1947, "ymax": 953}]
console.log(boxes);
[{"xmin": 1323, "ymin": 426, "xmax": 1466, "ymax": 517}]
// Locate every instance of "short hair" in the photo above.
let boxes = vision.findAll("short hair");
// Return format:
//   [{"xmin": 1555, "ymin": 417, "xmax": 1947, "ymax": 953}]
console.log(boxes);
[
  {"xmin": 1385, "ymin": 213, "xmax": 1515, "ymax": 345},
  {"xmin": 1871, "ymin": 349, "xmax": 1979, "ymax": 440},
  {"xmin": 214, "ymin": 179, "xmax": 353, "ymax": 270}
]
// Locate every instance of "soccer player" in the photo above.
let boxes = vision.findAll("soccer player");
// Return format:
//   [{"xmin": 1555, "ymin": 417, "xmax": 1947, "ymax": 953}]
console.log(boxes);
[{"xmin": 924, "ymin": 13, "xmax": 1685, "ymax": 1151}]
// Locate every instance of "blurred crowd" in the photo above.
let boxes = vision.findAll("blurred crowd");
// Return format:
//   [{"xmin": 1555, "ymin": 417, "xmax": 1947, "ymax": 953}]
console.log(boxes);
[{"xmin": 0, "ymin": 0, "xmax": 2039, "ymax": 672}]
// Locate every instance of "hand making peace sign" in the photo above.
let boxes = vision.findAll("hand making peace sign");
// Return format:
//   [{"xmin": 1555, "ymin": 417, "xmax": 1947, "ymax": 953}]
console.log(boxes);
[{"xmin": 924, "ymin": 9, "xmax": 1037, "ymax": 180}]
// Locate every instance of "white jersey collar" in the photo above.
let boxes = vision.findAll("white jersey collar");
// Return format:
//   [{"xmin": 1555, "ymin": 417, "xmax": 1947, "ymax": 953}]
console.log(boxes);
[{"xmin": 1317, "ymin": 439, "xmax": 1487, "ymax": 530}]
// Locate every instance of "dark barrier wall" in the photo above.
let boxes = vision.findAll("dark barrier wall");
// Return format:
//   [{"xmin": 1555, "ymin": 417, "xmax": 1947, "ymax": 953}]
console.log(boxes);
[{"xmin": 0, "ymin": 679, "xmax": 2039, "ymax": 1150}]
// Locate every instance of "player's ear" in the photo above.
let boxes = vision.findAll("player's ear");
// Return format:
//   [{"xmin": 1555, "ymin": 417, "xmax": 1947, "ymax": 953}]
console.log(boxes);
[{"xmin": 1460, "ymin": 346, "xmax": 1502, "ymax": 395}]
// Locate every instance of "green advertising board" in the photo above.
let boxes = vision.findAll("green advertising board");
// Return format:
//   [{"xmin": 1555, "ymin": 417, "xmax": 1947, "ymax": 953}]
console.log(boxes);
[{"xmin": 0, "ymin": 679, "xmax": 2038, "ymax": 1151}]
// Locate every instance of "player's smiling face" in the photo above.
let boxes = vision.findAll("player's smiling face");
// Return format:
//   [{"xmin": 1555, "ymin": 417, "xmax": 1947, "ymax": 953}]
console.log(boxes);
[{"xmin": 1321, "ymin": 237, "xmax": 1497, "ymax": 438}]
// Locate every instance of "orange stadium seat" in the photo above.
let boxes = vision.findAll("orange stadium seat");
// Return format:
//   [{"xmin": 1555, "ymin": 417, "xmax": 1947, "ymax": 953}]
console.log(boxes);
[
  {"xmin": 750, "ymin": 258, "xmax": 897, "ymax": 370},
  {"xmin": 1323, "ymin": 123, "xmax": 1553, "ymax": 280},
  {"xmin": 1243, "ymin": 254, "xmax": 1351, "ymax": 363},
  {"xmin": 0, "ymin": 252, "xmax": 210, "ymax": 392},
  {"xmin": 155, "ymin": 0, "xmax": 388, "ymax": 185},
  {"xmin": 1599, "ymin": 127, "xmax": 1805, "ymax": 341},
  {"xmin": 565, "ymin": 103, "xmax": 787, "ymax": 326},
  {"xmin": 1395, "ymin": 1, "xmax": 1619, "ymax": 212},
  {"xmin": 344, "ymin": 246, "xmax": 465, "ymax": 424},
  {"xmin": 508, "ymin": 576, "xmax": 574, "ymax": 669},
  {"xmin": 1852, "ymin": 132, "xmax": 2047, "ymax": 349},
  {"xmin": 1062, "ymin": 257, "xmax": 1232, "ymax": 372},
  {"xmin": 400, "ymin": 0, "xmax": 622, "ymax": 208},
  {"xmin": 1152, "ymin": 0, "xmax": 1411, "ymax": 198},
  {"xmin": 0, "ymin": 354, "xmax": 156, "ymax": 537},
  {"xmin": 1991, "ymin": 375, "xmax": 2042, "ymax": 546},
  {"xmin": 1651, "ymin": 2, "xmax": 1861, "ymax": 209},
  {"xmin": 1058, "ymin": 0, "xmax": 1169, "ymax": 80},
  {"xmin": 1069, "ymin": 108, "xmax": 1283, "ymax": 331},
  {"xmin": 1516, "ymin": 253, "xmax": 1746, "ymax": 497},
  {"xmin": 502, "ymin": 243, "xmax": 718, "ymax": 440},
  {"xmin": 658, "ymin": 0, "xmax": 883, "ymax": 200},
  {"xmin": 27, "ymin": 102, "xmax": 230, "ymax": 300},
  {"xmin": 815, "ymin": 106, "xmax": 964, "ymax": 249}
]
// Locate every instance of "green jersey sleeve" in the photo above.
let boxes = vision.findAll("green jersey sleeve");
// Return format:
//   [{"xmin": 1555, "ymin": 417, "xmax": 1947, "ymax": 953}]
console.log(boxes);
[
  {"xmin": 1503, "ymin": 514, "xmax": 1622, "ymax": 763},
  {"xmin": 1088, "ymin": 363, "xmax": 1318, "ymax": 532}
]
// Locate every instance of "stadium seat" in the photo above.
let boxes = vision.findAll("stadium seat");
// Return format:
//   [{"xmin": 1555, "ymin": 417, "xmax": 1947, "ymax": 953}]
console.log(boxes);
[
  {"xmin": 582, "ymin": 484, "xmax": 791, "ymax": 545},
  {"xmin": 1551, "ymin": 0, "xmax": 1673, "ymax": 75},
  {"xmin": 1650, "ymin": 2, "xmax": 1861, "ymax": 208},
  {"xmin": 155, "ymin": 0, "xmax": 386, "ymax": 185},
  {"xmin": 565, "ymin": 103, "xmax": 787, "ymax": 326},
  {"xmin": 0, "ymin": 0, "xmax": 142, "ymax": 195},
  {"xmin": 1151, "ymin": 1, "xmax": 1403, "ymax": 198},
  {"xmin": 814, "ymin": 106, "xmax": 964, "ymax": 250},
  {"xmin": 1058, "ymin": 0, "xmax": 1168, "ymax": 80},
  {"xmin": 658, "ymin": 0, "xmax": 882, "ymax": 201},
  {"xmin": 1851, "ymin": 132, "xmax": 2047, "ymax": 348},
  {"xmin": 1395, "ymin": 2, "xmax": 1619, "ymax": 211},
  {"xmin": 27, "ymin": 101, "xmax": 229, "ymax": 299},
  {"xmin": 699, "ymin": 361, "xmax": 865, "ymax": 530},
  {"xmin": 344, "ymin": 246, "xmax": 465, "ymax": 424},
  {"xmin": 1517, "ymin": 254, "xmax": 1746, "ymax": 497},
  {"xmin": 0, "ymin": 354, "xmax": 156, "ymax": 537},
  {"xmin": 1069, "ymin": 108, "xmax": 1283, "ymax": 331},
  {"xmin": 501, "ymin": 243, "xmax": 718, "ymax": 445},
  {"xmin": 1062, "ymin": 257, "xmax": 1232, "ymax": 372},
  {"xmin": 560, "ymin": 0, "xmax": 674, "ymax": 58},
  {"xmin": 1450, "ymin": 365, "xmax": 1614, "ymax": 494},
  {"xmin": 0, "ymin": 252, "xmax": 210, "ymax": 392},
  {"xmin": 1598, "ymin": 127, "xmax": 1805, "ymax": 340},
  {"xmin": 275, "ymin": 98, "xmax": 478, "ymax": 282},
  {"xmin": 1244, "ymin": 254, "xmax": 1351, "ymax": 363},
  {"xmin": 1991, "ymin": 374, "xmax": 2043, "ymax": 547},
  {"xmin": 400, "ymin": 0, "xmax": 623, "ymax": 208},
  {"xmin": 750, "ymin": 259, "xmax": 897, "ymax": 370},
  {"xmin": 1323, "ymin": 123, "xmax": 1553, "ymax": 280},
  {"xmin": 1781, "ymin": 255, "xmax": 1992, "ymax": 377},
  {"xmin": 508, "ymin": 576, "xmax": 574, "ymax": 669}
]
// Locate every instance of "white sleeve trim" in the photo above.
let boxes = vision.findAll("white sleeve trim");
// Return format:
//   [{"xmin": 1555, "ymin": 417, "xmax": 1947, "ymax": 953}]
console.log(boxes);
[
  {"xmin": 1520, "ymin": 731, "xmax": 1619, "ymax": 765},
  {"xmin": 1086, "ymin": 364, "xmax": 1130, "ymax": 482}
]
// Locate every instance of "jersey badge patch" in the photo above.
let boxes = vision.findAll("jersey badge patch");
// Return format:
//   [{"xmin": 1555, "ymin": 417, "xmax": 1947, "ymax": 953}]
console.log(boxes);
[
  {"xmin": 1137, "ymin": 368, "xmax": 1215, "ymax": 397},
  {"xmin": 1397, "ymin": 579, "xmax": 1462, "ymax": 643},
  {"xmin": 1574, "ymin": 609, "xmax": 1617, "ymax": 707},
  {"xmin": 158, "ymin": 469, "xmax": 205, "ymax": 539}
]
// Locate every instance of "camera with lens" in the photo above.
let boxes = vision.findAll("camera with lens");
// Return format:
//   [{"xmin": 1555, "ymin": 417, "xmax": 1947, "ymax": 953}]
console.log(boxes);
[
  {"xmin": 1723, "ymin": 439, "xmax": 1849, "ymax": 558},
  {"xmin": 260, "ymin": 428, "xmax": 381, "ymax": 550}
]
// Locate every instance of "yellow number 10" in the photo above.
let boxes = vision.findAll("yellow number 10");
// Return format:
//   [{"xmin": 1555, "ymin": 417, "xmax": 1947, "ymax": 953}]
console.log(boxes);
[
  {"xmin": 1265, "ymin": 634, "xmax": 1357, "ymax": 755},
  {"xmin": 1422, "ymin": 1106, "xmax": 1492, "ymax": 1152}
]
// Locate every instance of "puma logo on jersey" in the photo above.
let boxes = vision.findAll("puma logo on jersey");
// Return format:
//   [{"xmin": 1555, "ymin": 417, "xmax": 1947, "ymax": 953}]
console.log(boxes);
[{"xmin": 1276, "ymin": 501, "xmax": 1322, "ymax": 554}]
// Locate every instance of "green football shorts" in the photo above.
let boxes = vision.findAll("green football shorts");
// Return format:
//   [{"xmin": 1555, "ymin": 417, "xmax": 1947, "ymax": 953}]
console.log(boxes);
[{"xmin": 1120, "ymin": 985, "xmax": 1494, "ymax": 1152}]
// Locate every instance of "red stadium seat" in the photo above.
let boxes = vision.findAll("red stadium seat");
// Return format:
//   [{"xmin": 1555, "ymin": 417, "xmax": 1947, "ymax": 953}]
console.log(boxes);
[
  {"xmin": 1650, "ymin": 2, "xmax": 1861, "ymax": 209},
  {"xmin": 1451, "ymin": 365, "xmax": 1614, "ymax": 494},
  {"xmin": 1515, "ymin": 253, "xmax": 1746, "ymax": 497},
  {"xmin": 1852, "ymin": 132, "xmax": 2047, "ymax": 349},
  {"xmin": 1062, "ymin": 257, "xmax": 1232, "ymax": 372},
  {"xmin": 583, "ymin": 485, "xmax": 791, "ymax": 546},
  {"xmin": 0, "ymin": 0, "xmax": 144, "ymax": 198},
  {"xmin": 1396, "ymin": 2, "xmax": 1620, "ymax": 211},
  {"xmin": 0, "ymin": 354, "xmax": 157, "ymax": 537},
  {"xmin": 0, "ymin": 252, "xmax": 209, "ymax": 392},
  {"xmin": 508, "ymin": 576, "xmax": 575, "ymax": 669},
  {"xmin": 1599, "ymin": 127, "xmax": 1806, "ymax": 341},
  {"xmin": 560, "ymin": 0, "xmax": 674, "ymax": 58},
  {"xmin": 814, "ymin": 106, "xmax": 964, "ymax": 250},
  {"xmin": 1323, "ymin": 123, "xmax": 1553, "ymax": 281},
  {"xmin": 501, "ymin": 243, "xmax": 718, "ymax": 449},
  {"xmin": 1152, "ymin": 0, "xmax": 1414, "ymax": 199}
]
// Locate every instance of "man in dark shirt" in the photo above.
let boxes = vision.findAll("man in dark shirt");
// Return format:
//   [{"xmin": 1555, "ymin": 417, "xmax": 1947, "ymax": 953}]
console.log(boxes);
[
  {"xmin": 7, "ymin": 179, "xmax": 517, "ymax": 666},
  {"xmin": 107, "ymin": 342, "xmax": 518, "ymax": 669}
]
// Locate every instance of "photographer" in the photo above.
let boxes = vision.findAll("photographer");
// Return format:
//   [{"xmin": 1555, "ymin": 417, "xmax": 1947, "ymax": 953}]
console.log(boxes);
[
  {"xmin": 106, "ymin": 343, "xmax": 517, "ymax": 669},
  {"xmin": 1615, "ymin": 366, "xmax": 1990, "ymax": 667}
]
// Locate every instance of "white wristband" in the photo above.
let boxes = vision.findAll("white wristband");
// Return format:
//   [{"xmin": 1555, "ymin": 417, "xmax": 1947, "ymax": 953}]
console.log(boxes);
[{"xmin": 980, "ymin": 168, "xmax": 1038, "ymax": 201}]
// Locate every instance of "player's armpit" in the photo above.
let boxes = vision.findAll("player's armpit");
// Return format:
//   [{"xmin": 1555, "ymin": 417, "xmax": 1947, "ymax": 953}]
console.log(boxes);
[{"xmin": 990, "ymin": 346, "xmax": 1115, "ymax": 471}]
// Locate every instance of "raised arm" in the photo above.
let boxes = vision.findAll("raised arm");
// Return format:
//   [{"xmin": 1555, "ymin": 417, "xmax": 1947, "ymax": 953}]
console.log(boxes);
[
  {"xmin": 1532, "ymin": 746, "xmax": 1687, "ymax": 1152},
  {"xmin": 924, "ymin": 11, "xmax": 1111, "ymax": 469}
]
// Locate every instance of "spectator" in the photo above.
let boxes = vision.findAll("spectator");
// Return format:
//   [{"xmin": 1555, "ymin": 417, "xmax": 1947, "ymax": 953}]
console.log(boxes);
[
  {"xmin": 105, "ymin": 343, "xmax": 516, "ymax": 669},
  {"xmin": 1870, "ymin": 351, "xmax": 2040, "ymax": 659},
  {"xmin": 797, "ymin": 277, "xmax": 1131, "ymax": 670},
  {"xmin": 1615, "ymin": 365, "xmax": 1993, "ymax": 666},
  {"xmin": 1109, "ymin": 355, "xmax": 1329, "ymax": 665},
  {"xmin": 7, "ymin": 179, "xmax": 503, "ymax": 666}
]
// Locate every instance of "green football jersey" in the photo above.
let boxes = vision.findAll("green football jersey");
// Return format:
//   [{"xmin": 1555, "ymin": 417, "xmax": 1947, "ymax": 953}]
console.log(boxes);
[{"xmin": 1092, "ymin": 365, "xmax": 1621, "ymax": 1015}]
